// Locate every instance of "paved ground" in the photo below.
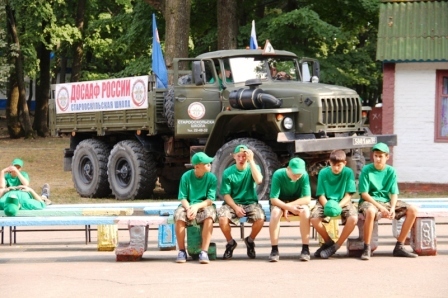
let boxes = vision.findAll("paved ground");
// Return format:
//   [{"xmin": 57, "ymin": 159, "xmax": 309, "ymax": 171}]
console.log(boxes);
[{"xmin": 1, "ymin": 219, "xmax": 448, "ymax": 298}]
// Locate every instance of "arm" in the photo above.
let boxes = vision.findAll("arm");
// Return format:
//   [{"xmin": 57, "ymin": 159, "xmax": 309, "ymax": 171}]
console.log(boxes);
[
  {"xmin": 388, "ymin": 193, "xmax": 398, "ymax": 219},
  {"xmin": 0, "ymin": 167, "xmax": 8, "ymax": 188},
  {"xmin": 223, "ymin": 194, "xmax": 246, "ymax": 217},
  {"xmin": 360, "ymin": 192, "xmax": 389, "ymax": 218},
  {"xmin": 17, "ymin": 185, "xmax": 44, "ymax": 203},
  {"xmin": 245, "ymin": 150, "xmax": 263, "ymax": 185},
  {"xmin": 339, "ymin": 193, "xmax": 352, "ymax": 207},
  {"xmin": 6, "ymin": 167, "xmax": 30, "ymax": 186}
]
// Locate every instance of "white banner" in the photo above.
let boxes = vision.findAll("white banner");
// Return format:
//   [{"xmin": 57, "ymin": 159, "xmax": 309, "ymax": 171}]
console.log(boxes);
[{"xmin": 55, "ymin": 76, "xmax": 148, "ymax": 114}]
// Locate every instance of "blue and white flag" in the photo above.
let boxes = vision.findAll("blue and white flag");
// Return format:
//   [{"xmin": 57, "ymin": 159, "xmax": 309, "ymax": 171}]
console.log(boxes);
[
  {"xmin": 152, "ymin": 14, "xmax": 168, "ymax": 88},
  {"xmin": 250, "ymin": 20, "xmax": 258, "ymax": 50}
]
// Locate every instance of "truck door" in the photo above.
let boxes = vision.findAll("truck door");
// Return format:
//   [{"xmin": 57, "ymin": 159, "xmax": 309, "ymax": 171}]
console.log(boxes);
[{"xmin": 173, "ymin": 58, "xmax": 221, "ymax": 138}]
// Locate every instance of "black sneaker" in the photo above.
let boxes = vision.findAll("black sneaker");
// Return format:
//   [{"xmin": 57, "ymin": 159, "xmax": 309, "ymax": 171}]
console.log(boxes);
[
  {"xmin": 269, "ymin": 250, "xmax": 279, "ymax": 262},
  {"xmin": 393, "ymin": 245, "xmax": 418, "ymax": 258},
  {"xmin": 299, "ymin": 248, "xmax": 311, "ymax": 262},
  {"xmin": 314, "ymin": 240, "xmax": 335, "ymax": 258},
  {"xmin": 320, "ymin": 244, "xmax": 338, "ymax": 259},
  {"xmin": 361, "ymin": 247, "xmax": 371, "ymax": 260},
  {"xmin": 223, "ymin": 240, "xmax": 237, "ymax": 260},
  {"xmin": 244, "ymin": 237, "xmax": 256, "ymax": 259}
]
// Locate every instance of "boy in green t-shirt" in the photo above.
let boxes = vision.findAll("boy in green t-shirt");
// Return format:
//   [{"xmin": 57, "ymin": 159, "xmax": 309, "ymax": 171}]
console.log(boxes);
[
  {"xmin": 358, "ymin": 142, "xmax": 418, "ymax": 260},
  {"xmin": 0, "ymin": 186, "xmax": 47, "ymax": 216},
  {"xmin": 0, "ymin": 158, "xmax": 51, "ymax": 205},
  {"xmin": 173, "ymin": 152, "xmax": 218, "ymax": 264},
  {"xmin": 218, "ymin": 144, "xmax": 264, "ymax": 260},
  {"xmin": 269, "ymin": 157, "xmax": 312, "ymax": 262},
  {"xmin": 310, "ymin": 150, "xmax": 358, "ymax": 259}
]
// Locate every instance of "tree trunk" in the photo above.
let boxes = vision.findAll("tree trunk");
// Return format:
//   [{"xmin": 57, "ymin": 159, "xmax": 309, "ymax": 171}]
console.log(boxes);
[
  {"xmin": 164, "ymin": 0, "xmax": 191, "ymax": 83},
  {"xmin": 71, "ymin": 0, "xmax": 86, "ymax": 82},
  {"xmin": 217, "ymin": 0, "xmax": 238, "ymax": 50},
  {"xmin": 6, "ymin": 72, "xmax": 22, "ymax": 138},
  {"xmin": 6, "ymin": 4, "xmax": 33, "ymax": 138},
  {"xmin": 33, "ymin": 36, "xmax": 51, "ymax": 137}
]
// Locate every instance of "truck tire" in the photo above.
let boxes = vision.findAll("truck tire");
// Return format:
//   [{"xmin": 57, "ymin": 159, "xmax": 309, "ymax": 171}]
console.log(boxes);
[
  {"xmin": 211, "ymin": 138, "xmax": 281, "ymax": 201},
  {"xmin": 72, "ymin": 139, "xmax": 111, "ymax": 198},
  {"xmin": 163, "ymin": 87, "xmax": 175, "ymax": 130},
  {"xmin": 108, "ymin": 140, "xmax": 157, "ymax": 200}
]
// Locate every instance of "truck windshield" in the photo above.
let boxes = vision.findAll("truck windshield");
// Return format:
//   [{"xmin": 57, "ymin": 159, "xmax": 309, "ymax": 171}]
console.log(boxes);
[{"xmin": 228, "ymin": 57, "xmax": 299, "ymax": 83}]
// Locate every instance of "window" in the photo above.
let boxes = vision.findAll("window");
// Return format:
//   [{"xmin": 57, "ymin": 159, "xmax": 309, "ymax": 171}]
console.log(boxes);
[{"xmin": 435, "ymin": 70, "xmax": 448, "ymax": 142}]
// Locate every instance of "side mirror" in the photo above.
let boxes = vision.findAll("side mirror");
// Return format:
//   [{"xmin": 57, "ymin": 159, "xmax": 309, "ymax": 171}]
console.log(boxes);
[
  {"xmin": 192, "ymin": 61, "xmax": 205, "ymax": 86},
  {"xmin": 313, "ymin": 60, "xmax": 320, "ymax": 78}
]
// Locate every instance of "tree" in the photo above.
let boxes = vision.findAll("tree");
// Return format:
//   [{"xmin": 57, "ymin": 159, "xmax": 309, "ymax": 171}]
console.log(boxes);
[{"xmin": 217, "ymin": 0, "xmax": 237, "ymax": 50}]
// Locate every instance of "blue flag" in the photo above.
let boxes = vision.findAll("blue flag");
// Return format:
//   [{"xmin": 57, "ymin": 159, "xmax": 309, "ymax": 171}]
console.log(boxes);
[
  {"xmin": 250, "ymin": 20, "xmax": 258, "ymax": 50},
  {"xmin": 152, "ymin": 14, "xmax": 168, "ymax": 88}
]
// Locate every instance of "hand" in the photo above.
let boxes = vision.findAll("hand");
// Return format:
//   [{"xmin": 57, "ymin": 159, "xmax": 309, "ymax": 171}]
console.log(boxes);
[
  {"xmin": 235, "ymin": 206, "xmax": 246, "ymax": 218},
  {"xmin": 17, "ymin": 185, "xmax": 31, "ymax": 192},
  {"xmin": 187, "ymin": 205, "xmax": 199, "ymax": 220},
  {"xmin": 379, "ymin": 206, "xmax": 390, "ymax": 218},
  {"xmin": 244, "ymin": 149, "xmax": 255, "ymax": 163},
  {"xmin": 288, "ymin": 205, "xmax": 301, "ymax": 216},
  {"xmin": 283, "ymin": 209, "xmax": 290, "ymax": 222},
  {"xmin": 388, "ymin": 209, "xmax": 396, "ymax": 220}
]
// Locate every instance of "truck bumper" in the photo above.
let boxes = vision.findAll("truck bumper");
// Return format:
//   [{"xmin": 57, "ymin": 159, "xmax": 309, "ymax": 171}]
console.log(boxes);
[{"xmin": 277, "ymin": 132, "xmax": 397, "ymax": 153}]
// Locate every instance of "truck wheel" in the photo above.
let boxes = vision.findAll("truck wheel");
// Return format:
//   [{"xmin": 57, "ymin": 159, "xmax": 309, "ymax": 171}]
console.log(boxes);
[
  {"xmin": 72, "ymin": 139, "xmax": 111, "ymax": 198},
  {"xmin": 108, "ymin": 140, "xmax": 157, "ymax": 200},
  {"xmin": 211, "ymin": 138, "xmax": 281, "ymax": 201},
  {"xmin": 164, "ymin": 87, "xmax": 175, "ymax": 130}
]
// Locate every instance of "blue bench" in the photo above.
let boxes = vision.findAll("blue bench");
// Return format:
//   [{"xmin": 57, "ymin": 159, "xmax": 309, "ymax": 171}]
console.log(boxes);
[{"xmin": 0, "ymin": 207, "xmax": 133, "ymax": 245}]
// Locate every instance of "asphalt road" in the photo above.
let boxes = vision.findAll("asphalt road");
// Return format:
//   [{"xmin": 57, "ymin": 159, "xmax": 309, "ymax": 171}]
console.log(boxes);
[{"xmin": 1, "ymin": 219, "xmax": 448, "ymax": 298}]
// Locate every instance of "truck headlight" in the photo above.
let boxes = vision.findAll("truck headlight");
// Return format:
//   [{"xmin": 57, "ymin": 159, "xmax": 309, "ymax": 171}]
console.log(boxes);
[{"xmin": 283, "ymin": 117, "xmax": 293, "ymax": 130}]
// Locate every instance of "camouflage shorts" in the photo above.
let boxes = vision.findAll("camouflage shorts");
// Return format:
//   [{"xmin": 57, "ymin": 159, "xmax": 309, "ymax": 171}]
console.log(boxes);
[
  {"xmin": 218, "ymin": 203, "xmax": 266, "ymax": 226},
  {"xmin": 173, "ymin": 205, "xmax": 217, "ymax": 226},
  {"xmin": 358, "ymin": 200, "xmax": 410, "ymax": 220},
  {"xmin": 310, "ymin": 202, "xmax": 358, "ymax": 225}
]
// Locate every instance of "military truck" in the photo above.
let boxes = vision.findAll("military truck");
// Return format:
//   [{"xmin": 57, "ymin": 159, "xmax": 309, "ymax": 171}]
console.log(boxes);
[{"xmin": 49, "ymin": 49, "xmax": 396, "ymax": 200}]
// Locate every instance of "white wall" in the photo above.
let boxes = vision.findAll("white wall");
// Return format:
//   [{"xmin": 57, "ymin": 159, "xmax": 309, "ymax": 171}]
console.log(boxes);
[{"xmin": 394, "ymin": 62, "xmax": 448, "ymax": 184}]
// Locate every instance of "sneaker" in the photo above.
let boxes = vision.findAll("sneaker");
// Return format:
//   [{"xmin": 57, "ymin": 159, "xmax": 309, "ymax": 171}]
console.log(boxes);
[
  {"xmin": 299, "ymin": 248, "xmax": 311, "ymax": 262},
  {"xmin": 199, "ymin": 251, "xmax": 210, "ymax": 264},
  {"xmin": 41, "ymin": 183, "xmax": 50, "ymax": 199},
  {"xmin": 314, "ymin": 240, "xmax": 334, "ymax": 258},
  {"xmin": 269, "ymin": 250, "xmax": 279, "ymax": 262},
  {"xmin": 361, "ymin": 247, "xmax": 371, "ymax": 260},
  {"xmin": 393, "ymin": 245, "xmax": 418, "ymax": 258},
  {"xmin": 41, "ymin": 184, "xmax": 52, "ymax": 205},
  {"xmin": 244, "ymin": 237, "xmax": 256, "ymax": 259},
  {"xmin": 176, "ymin": 250, "xmax": 187, "ymax": 263},
  {"xmin": 223, "ymin": 240, "xmax": 237, "ymax": 260},
  {"xmin": 320, "ymin": 244, "xmax": 338, "ymax": 259}
]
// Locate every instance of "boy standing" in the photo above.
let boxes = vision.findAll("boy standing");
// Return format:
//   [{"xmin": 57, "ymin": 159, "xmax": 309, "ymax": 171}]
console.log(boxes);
[
  {"xmin": 174, "ymin": 152, "xmax": 217, "ymax": 264},
  {"xmin": 310, "ymin": 150, "xmax": 358, "ymax": 259},
  {"xmin": 218, "ymin": 144, "xmax": 264, "ymax": 260},
  {"xmin": 358, "ymin": 142, "xmax": 418, "ymax": 260},
  {"xmin": 269, "ymin": 157, "xmax": 312, "ymax": 262}
]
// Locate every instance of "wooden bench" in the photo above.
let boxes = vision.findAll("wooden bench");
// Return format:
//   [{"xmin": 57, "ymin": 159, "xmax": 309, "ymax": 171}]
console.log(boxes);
[{"xmin": 347, "ymin": 198, "xmax": 448, "ymax": 256}]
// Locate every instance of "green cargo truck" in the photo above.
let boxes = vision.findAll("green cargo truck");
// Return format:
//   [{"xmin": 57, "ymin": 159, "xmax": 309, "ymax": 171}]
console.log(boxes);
[{"xmin": 50, "ymin": 49, "xmax": 396, "ymax": 200}]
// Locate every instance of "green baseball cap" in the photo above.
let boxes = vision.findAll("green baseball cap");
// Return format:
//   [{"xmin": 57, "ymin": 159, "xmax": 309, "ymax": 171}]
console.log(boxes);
[
  {"xmin": 372, "ymin": 142, "xmax": 389, "ymax": 154},
  {"xmin": 12, "ymin": 158, "xmax": 24, "ymax": 167},
  {"xmin": 288, "ymin": 158, "xmax": 306, "ymax": 175},
  {"xmin": 191, "ymin": 152, "xmax": 214, "ymax": 165},
  {"xmin": 234, "ymin": 145, "xmax": 248, "ymax": 153},
  {"xmin": 4, "ymin": 194, "xmax": 20, "ymax": 216},
  {"xmin": 324, "ymin": 200, "xmax": 342, "ymax": 217}
]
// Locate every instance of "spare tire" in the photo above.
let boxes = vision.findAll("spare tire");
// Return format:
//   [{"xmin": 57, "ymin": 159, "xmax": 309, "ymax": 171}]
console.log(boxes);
[{"xmin": 163, "ymin": 87, "xmax": 175, "ymax": 130}]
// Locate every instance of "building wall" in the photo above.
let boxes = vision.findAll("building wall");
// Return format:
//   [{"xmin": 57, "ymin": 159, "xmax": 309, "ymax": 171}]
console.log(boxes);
[{"xmin": 394, "ymin": 62, "xmax": 448, "ymax": 184}]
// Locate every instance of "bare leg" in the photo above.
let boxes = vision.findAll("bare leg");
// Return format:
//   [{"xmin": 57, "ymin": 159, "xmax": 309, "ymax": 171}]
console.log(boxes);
[
  {"xmin": 175, "ymin": 220, "xmax": 186, "ymax": 250},
  {"xmin": 201, "ymin": 218, "xmax": 213, "ymax": 251},
  {"xmin": 336, "ymin": 215, "xmax": 357, "ymax": 246},
  {"xmin": 310, "ymin": 217, "xmax": 331, "ymax": 243},
  {"xmin": 298, "ymin": 207, "xmax": 310, "ymax": 244},
  {"xmin": 397, "ymin": 205, "xmax": 417, "ymax": 243},
  {"xmin": 269, "ymin": 207, "xmax": 282, "ymax": 245},
  {"xmin": 219, "ymin": 217, "xmax": 233, "ymax": 242},
  {"xmin": 250, "ymin": 219, "xmax": 264, "ymax": 240},
  {"xmin": 363, "ymin": 207, "xmax": 377, "ymax": 244}
]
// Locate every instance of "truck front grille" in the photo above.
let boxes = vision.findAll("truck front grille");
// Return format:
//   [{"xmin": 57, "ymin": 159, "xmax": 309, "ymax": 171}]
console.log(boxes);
[{"xmin": 321, "ymin": 97, "xmax": 361, "ymax": 128}]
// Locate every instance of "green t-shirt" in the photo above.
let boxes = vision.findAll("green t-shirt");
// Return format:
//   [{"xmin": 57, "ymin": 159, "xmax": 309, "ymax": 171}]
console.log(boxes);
[
  {"xmin": 269, "ymin": 168, "xmax": 311, "ymax": 202},
  {"xmin": 220, "ymin": 164, "xmax": 261, "ymax": 205},
  {"xmin": 316, "ymin": 166, "xmax": 356, "ymax": 202},
  {"xmin": 0, "ymin": 190, "xmax": 45, "ymax": 210},
  {"xmin": 4, "ymin": 171, "xmax": 30, "ymax": 187},
  {"xmin": 178, "ymin": 170, "xmax": 217, "ymax": 205},
  {"xmin": 358, "ymin": 163, "xmax": 399, "ymax": 204}
]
